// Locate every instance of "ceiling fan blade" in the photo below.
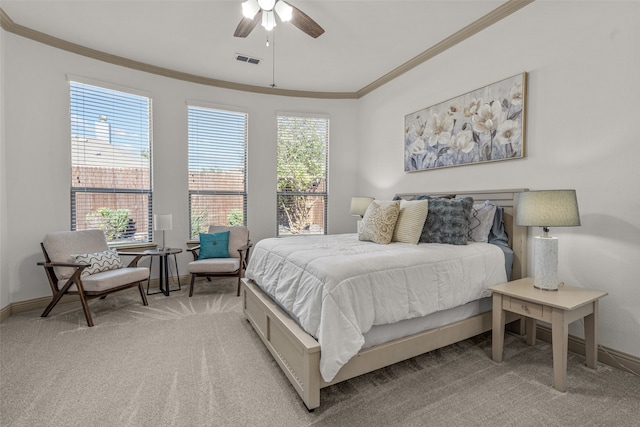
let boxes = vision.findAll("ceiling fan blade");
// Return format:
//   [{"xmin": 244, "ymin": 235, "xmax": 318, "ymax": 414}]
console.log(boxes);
[
  {"xmin": 289, "ymin": 5, "xmax": 324, "ymax": 38},
  {"xmin": 234, "ymin": 10, "xmax": 263, "ymax": 38}
]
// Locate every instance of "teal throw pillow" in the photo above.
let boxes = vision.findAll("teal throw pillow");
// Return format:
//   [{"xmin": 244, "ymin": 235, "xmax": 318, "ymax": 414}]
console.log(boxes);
[{"xmin": 198, "ymin": 231, "xmax": 230, "ymax": 259}]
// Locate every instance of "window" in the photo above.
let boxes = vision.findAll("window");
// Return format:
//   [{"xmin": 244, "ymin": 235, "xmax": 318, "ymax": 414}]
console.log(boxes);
[
  {"xmin": 70, "ymin": 81, "xmax": 153, "ymax": 244},
  {"xmin": 188, "ymin": 106, "xmax": 247, "ymax": 239},
  {"xmin": 277, "ymin": 115, "xmax": 329, "ymax": 236}
]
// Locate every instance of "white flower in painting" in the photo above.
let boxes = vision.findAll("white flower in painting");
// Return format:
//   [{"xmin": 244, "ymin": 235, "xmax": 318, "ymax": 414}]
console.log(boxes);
[
  {"xmin": 405, "ymin": 116, "xmax": 426, "ymax": 140},
  {"xmin": 447, "ymin": 103, "xmax": 462, "ymax": 116},
  {"xmin": 449, "ymin": 130, "xmax": 475, "ymax": 153},
  {"xmin": 425, "ymin": 111, "xmax": 454, "ymax": 146},
  {"xmin": 464, "ymin": 98, "xmax": 483, "ymax": 117},
  {"xmin": 495, "ymin": 120, "xmax": 521, "ymax": 145},
  {"xmin": 408, "ymin": 138, "xmax": 427, "ymax": 156},
  {"xmin": 471, "ymin": 102, "xmax": 505, "ymax": 133},
  {"xmin": 509, "ymin": 83, "xmax": 523, "ymax": 106}
]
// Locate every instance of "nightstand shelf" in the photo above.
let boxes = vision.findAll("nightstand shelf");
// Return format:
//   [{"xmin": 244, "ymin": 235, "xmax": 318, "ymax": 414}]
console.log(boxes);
[{"xmin": 489, "ymin": 277, "xmax": 607, "ymax": 392}]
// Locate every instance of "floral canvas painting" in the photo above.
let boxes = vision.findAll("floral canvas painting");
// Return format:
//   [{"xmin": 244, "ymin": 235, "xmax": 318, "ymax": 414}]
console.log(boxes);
[{"xmin": 404, "ymin": 73, "xmax": 526, "ymax": 171}]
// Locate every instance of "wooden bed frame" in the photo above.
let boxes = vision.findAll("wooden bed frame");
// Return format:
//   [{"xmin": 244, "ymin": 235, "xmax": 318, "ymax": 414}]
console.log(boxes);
[{"xmin": 241, "ymin": 189, "xmax": 528, "ymax": 410}]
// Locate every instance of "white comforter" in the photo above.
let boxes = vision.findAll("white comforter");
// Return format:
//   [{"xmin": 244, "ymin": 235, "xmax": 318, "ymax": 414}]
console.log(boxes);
[{"xmin": 245, "ymin": 233, "xmax": 506, "ymax": 382}]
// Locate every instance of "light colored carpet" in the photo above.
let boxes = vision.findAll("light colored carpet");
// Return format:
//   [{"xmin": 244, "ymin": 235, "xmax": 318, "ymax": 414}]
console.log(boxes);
[{"xmin": 1, "ymin": 279, "xmax": 638, "ymax": 426}]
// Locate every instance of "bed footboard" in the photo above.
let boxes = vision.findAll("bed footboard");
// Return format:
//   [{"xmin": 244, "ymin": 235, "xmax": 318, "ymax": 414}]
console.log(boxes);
[
  {"xmin": 241, "ymin": 277, "xmax": 520, "ymax": 410},
  {"xmin": 241, "ymin": 278, "xmax": 322, "ymax": 410}
]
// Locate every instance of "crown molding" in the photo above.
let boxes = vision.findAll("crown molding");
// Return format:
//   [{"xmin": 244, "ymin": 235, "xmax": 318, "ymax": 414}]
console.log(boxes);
[
  {"xmin": 0, "ymin": 1, "xmax": 534, "ymax": 99},
  {"xmin": 356, "ymin": 0, "xmax": 534, "ymax": 98}
]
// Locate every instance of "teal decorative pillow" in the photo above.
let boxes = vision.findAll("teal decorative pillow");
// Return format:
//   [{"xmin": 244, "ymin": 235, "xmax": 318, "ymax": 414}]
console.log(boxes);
[
  {"xmin": 199, "ymin": 231, "xmax": 230, "ymax": 259},
  {"xmin": 419, "ymin": 196, "xmax": 473, "ymax": 245},
  {"xmin": 73, "ymin": 249, "xmax": 123, "ymax": 276}
]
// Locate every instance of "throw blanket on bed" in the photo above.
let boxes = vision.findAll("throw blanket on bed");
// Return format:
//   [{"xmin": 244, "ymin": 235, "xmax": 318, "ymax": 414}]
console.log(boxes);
[{"xmin": 245, "ymin": 233, "xmax": 507, "ymax": 382}]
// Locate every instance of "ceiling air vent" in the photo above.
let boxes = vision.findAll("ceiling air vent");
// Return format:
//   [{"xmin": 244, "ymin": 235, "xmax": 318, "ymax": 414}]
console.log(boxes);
[{"xmin": 235, "ymin": 53, "xmax": 261, "ymax": 65}]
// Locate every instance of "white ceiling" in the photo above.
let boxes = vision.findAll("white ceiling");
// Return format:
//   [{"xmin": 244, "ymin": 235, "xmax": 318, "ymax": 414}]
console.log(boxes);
[{"xmin": 1, "ymin": 0, "xmax": 510, "ymax": 94}]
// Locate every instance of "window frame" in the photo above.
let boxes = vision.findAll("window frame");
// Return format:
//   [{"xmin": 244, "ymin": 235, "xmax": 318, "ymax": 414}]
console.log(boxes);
[
  {"xmin": 187, "ymin": 103, "xmax": 248, "ymax": 240},
  {"xmin": 69, "ymin": 78, "xmax": 153, "ymax": 246},
  {"xmin": 276, "ymin": 113, "xmax": 329, "ymax": 237}
]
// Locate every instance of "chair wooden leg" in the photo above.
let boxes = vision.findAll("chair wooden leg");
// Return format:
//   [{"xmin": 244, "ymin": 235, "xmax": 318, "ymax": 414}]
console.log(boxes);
[
  {"xmin": 189, "ymin": 274, "xmax": 196, "ymax": 297},
  {"xmin": 77, "ymin": 291, "xmax": 94, "ymax": 327},
  {"xmin": 41, "ymin": 292, "xmax": 64, "ymax": 318},
  {"xmin": 41, "ymin": 276, "xmax": 78, "ymax": 318},
  {"xmin": 236, "ymin": 277, "xmax": 241, "ymax": 297},
  {"xmin": 138, "ymin": 282, "xmax": 149, "ymax": 306}
]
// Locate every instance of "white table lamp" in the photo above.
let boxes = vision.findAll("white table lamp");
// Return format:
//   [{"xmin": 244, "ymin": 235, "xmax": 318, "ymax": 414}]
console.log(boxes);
[
  {"xmin": 350, "ymin": 197, "xmax": 374, "ymax": 233},
  {"xmin": 153, "ymin": 214, "xmax": 173, "ymax": 251},
  {"xmin": 516, "ymin": 190, "xmax": 580, "ymax": 290}
]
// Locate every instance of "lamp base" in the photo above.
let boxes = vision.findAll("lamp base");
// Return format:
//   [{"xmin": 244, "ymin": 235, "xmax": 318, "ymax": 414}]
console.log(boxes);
[{"xmin": 533, "ymin": 236, "xmax": 559, "ymax": 291}]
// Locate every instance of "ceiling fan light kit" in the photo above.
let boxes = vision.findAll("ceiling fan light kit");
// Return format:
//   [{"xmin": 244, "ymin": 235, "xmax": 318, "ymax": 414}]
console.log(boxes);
[
  {"xmin": 236, "ymin": 0, "xmax": 324, "ymax": 38},
  {"xmin": 243, "ymin": 0, "xmax": 291, "ymax": 22},
  {"xmin": 262, "ymin": 10, "xmax": 277, "ymax": 31}
]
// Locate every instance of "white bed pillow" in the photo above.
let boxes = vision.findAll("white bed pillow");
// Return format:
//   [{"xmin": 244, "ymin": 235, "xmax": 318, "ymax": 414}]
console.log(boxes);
[
  {"xmin": 468, "ymin": 200, "xmax": 497, "ymax": 243},
  {"xmin": 359, "ymin": 200, "xmax": 400, "ymax": 244},
  {"xmin": 392, "ymin": 199, "xmax": 429, "ymax": 244}
]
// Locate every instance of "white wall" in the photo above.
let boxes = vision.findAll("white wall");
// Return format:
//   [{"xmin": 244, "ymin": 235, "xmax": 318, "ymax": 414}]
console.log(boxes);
[
  {"xmin": 357, "ymin": 1, "xmax": 640, "ymax": 357},
  {"xmin": 1, "ymin": 32, "xmax": 358, "ymax": 307}
]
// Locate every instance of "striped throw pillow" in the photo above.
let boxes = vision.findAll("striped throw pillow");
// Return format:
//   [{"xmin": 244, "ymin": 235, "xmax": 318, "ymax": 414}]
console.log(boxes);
[{"xmin": 392, "ymin": 199, "xmax": 429, "ymax": 244}]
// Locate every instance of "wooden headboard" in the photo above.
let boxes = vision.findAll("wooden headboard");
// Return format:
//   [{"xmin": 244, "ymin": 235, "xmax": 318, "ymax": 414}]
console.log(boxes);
[{"xmin": 394, "ymin": 189, "xmax": 528, "ymax": 281}]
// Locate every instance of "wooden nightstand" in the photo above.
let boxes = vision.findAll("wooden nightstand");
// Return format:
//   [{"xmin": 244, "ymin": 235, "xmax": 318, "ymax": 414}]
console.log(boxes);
[{"xmin": 489, "ymin": 277, "xmax": 607, "ymax": 392}]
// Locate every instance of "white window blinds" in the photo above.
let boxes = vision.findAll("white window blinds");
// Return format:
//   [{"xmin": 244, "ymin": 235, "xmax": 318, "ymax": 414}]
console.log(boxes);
[
  {"xmin": 276, "ymin": 115, "xmax": 329, "ymax": 236},
  {"xmin": 188, "ymin": 106, "xmax": 247, "ymax": 239},
  {"xmin": 70, "ymin": 81, "xmax": 153, "ymax": 244}
]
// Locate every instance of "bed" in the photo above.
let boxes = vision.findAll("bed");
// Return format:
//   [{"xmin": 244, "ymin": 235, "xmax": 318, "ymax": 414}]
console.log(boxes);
[{"xmin": 241, "ymin": 189, "xmax": 528, "ymax": 410}]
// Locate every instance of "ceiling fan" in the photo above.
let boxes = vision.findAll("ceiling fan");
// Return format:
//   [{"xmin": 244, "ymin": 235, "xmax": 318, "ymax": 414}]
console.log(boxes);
[{"xmin": 235, "ymin": 0, "xmax": 325, "ymax": 39}]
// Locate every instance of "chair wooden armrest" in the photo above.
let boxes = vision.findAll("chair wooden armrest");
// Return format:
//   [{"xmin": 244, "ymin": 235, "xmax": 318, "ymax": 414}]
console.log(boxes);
[
  {"xmin": 187, "ymin": 246, "xmax": 201, "ymax": 261},
  {"xmin": 237, "ymin": 242, "xmax": 253, "ymax": 269},
  {"xmin": 116, "ymin": 251, "xmax": 148, "ymax": 268},
  {"xmin": 237, "ymin": 243, "xmax": 252, "ymax": 252},
  {"xmin": 37, "ymin": 261, "xmax": 90, "ymax": 269}
]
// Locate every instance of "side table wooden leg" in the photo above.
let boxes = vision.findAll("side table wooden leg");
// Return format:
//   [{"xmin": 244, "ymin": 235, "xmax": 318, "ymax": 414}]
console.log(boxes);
[
  {"xmin": 584, "ymin": 301, "xmax": 598, "ymax": 369},
  {"xmin": 526, "ymin": 317, "xmax": 537, "ymax": 346},
  {"xmin": 492, "ymin": 293, "xmax": 505, "ymax": 362},
  {"xmin": 551, "ymin": 308, "xmax": 568, "ymax": 392}
]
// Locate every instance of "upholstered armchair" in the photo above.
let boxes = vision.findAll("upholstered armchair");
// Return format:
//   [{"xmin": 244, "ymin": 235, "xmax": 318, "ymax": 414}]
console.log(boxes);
[
  {"xmin": 187, "ymin": 225, "xmax": 252, "ymax": 297},
  {"xmin": 39, "ymin": 229, "xmax": 149, "ymax": 327}
]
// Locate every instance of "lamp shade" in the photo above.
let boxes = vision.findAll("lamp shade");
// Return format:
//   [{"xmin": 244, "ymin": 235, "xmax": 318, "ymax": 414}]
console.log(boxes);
[
  {"xmin": 516, "ymin": 190, "xmax": 580, "ymax": 228},
  {"xmin": 153, "ymin": 214, "xmax": 173, "ymax": 231},
  {"xmin": 350, "ymin": 197, "xmax": 374, "ymax": 217}
]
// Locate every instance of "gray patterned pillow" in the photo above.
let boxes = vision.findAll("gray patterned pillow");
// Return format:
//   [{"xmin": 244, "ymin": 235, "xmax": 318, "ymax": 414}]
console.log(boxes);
[
  {"xmin": 468, "ymin": 200, "xmax": 497, "ymax": 243},
  {"xmin": 73, "ymin": 248, "xmax": 124, "ymax": 276},
  {"xmin": 419, "ymin": 196, "xmax": 473, "ymax": 245},
  {"xmin": 359, "ymin": 200, "xmax": 401, "ymax": 244}
]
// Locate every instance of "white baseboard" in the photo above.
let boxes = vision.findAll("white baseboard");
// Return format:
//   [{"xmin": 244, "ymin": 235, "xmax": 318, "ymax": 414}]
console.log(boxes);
[
  {"xmin": 535, "ymin": 325, "xmax": 640, "ymax": 377},
  {"xmin": 0, "ymin": 274, "xmax": 191, "ymax": 321}
]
